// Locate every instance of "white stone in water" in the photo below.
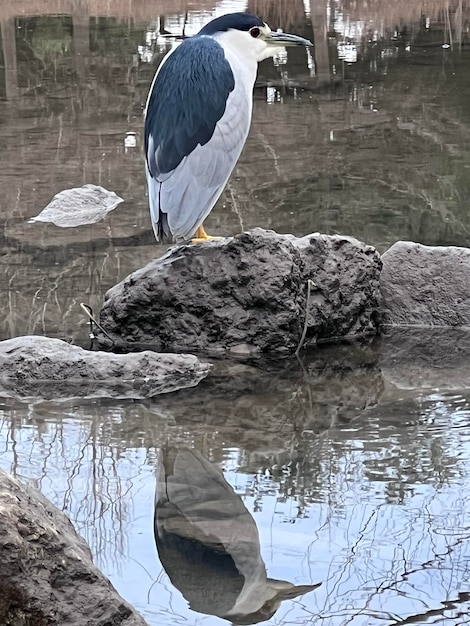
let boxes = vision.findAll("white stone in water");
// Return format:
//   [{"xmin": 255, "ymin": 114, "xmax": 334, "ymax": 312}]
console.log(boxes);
[{"xmin": 28, "ymin": 184, "xmax": 124, "ymax": 227}]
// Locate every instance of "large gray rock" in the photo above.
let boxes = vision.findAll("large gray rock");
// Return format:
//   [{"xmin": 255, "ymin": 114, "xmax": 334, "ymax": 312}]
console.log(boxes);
[
  {"xmin": 97, "ymin": 229, "xmax": 382, "ymax": 357},
  {"xmin": 381, "ymin": 241, "xmax": 470, "ymax": 326},
  {"xmin": 0, "ymin": 336, "xmax": 210, "ymax": 400},
  {"xmin": 0, "ymin": 468, "xmax": 150, "ymax": 625}
]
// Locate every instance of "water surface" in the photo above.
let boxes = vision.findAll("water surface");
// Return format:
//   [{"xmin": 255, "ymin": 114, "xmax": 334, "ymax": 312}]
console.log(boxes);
[
  {"xmin": 1, "ymin": 1, "xmax": 470, "ymax": 625},
  {"xmin": 2, "ymin": 331, "xmax": 470, "ymax": 625}
]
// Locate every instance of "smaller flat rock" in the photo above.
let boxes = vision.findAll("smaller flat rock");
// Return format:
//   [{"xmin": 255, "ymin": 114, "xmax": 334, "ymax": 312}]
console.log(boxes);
[
  {"xmin": 381, "ymin": 241, "xmax": 470, "ymax": 326},
  {"xmin": 0, "ymin": 336, "xmax": 210, "ymax": 400}
]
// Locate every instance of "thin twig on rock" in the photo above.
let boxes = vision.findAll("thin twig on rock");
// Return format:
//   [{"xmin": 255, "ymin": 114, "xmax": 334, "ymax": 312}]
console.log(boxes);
[{"xmin": 295, "ymin": 279, "xmax": 316, "ymax": 358}]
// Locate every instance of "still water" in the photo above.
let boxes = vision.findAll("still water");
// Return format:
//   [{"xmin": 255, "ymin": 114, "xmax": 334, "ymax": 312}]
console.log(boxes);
[{"xmin": 1, "ymin": 1, "xmax": 470, "ymax": 625}]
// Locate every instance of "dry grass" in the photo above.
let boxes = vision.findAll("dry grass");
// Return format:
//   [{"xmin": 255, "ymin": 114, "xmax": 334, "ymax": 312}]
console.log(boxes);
[
  {"xmin": 0, "ymin": 0, "xmax": 212, "ymax": 21},
  {"xmin": 341, "ymin": 0, "xmax": 470, "ymax": 31}
]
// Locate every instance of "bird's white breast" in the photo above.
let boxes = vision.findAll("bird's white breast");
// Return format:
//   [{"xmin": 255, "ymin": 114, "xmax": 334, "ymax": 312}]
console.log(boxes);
[{"xmin": 217, "ymin": 42, "xmax": 258, "ymax": 145}]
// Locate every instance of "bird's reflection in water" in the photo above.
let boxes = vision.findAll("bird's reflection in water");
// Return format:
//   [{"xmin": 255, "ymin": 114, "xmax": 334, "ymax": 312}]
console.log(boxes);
[{"xmin": 154, "ymin": 446, "xmax": 320, "ymax": 624}]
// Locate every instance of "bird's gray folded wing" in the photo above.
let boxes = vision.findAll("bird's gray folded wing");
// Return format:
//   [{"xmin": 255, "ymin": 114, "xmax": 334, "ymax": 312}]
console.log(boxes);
[
  {"xmin": 156, "ymin": 86, "xmax": 251, "ymax": 241},
  {"xmin": 145, "ymin": 36, "xmax": 235, "ymax": 177}
]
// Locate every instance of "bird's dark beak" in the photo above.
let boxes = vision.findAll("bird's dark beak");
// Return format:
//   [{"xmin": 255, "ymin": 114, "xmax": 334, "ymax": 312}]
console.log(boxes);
[{"xmin": 264, "ymin": 31, "xmax": 312, "ymax": 47}]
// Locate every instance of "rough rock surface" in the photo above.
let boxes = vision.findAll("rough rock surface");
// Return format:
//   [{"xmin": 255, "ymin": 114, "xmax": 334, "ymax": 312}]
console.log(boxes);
[
  {"xmin": 97, "ymin": 229, "xmax": 382, "ymax": 357},
  {"xmin": 0, "ymin": 336, "xmax": 210, "ymax": 400},
  {"xmin": 381, "ymin": 241, "xmax": 470, "ymax": 326},
  {"xmin": 0, "ymin": 468, "xmax": 150, "ymax": 625}
]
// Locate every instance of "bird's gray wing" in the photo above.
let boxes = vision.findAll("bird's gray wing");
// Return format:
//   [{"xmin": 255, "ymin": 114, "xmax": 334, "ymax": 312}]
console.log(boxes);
[
  {"xmin": 156, "ymin": 86, "xmax": 251, "ymax": 241},
  {"xmin": 145, "ymin": 36, "xmax": 251, "ymax": 242}
]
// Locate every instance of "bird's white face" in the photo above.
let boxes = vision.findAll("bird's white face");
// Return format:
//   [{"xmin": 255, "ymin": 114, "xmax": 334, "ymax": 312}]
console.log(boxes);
[
  {"xmin": 241, "ymin": 23, "xmax": 283, "ymax": 62},
  {"xmin": 214, "ymin": 23, "xmax": 311, "ymax": 63}
]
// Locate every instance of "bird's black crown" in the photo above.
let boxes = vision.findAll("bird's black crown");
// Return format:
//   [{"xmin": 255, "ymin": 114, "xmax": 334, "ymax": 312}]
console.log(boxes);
[{"xmin": 197, "ymin": 13, "xmax": 265, "ymax": 36}]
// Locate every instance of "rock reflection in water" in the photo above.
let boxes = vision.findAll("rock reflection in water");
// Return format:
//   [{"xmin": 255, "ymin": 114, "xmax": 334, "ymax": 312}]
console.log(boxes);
[{"xmin": 154, "ymin": 446, "xmax": 320, "ymax": 624}]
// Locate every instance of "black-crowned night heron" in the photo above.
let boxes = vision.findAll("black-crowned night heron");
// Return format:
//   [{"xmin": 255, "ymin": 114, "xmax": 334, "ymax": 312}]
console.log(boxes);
[
  {"xmin": 154, "ymin": 446, "xmax": 320, "ymax": 624},
  {"xmin": 144, "ymin": 12, "xmax": 312, "ymax": 243}
]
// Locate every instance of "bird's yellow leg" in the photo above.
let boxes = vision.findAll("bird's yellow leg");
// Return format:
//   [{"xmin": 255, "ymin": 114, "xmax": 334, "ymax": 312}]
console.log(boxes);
[{"xmin": 190, "ymin": 224, "xmax": 223, "ymax": 243}]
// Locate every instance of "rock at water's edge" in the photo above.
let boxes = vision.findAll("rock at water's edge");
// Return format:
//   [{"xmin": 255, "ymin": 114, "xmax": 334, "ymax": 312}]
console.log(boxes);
[
  {"xmin": 381, "ymin": 241, "xmax": 470, "ymax": 326},
  {"xmin": 0, "ymin": 468, "xmax": 150, "ymax": 625},
  {"xmin": 97, "ymin": 228, "xmax": 382, "ymax": 357},
  {"xmin": 0, "ymin": 335, "xmax": 210, "ymax": 400}
]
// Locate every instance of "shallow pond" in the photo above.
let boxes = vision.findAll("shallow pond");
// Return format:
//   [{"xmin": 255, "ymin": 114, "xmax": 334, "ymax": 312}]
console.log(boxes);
[{"xmin": 1, "ymin": 1, "xmax": 470, "ymax": 625}]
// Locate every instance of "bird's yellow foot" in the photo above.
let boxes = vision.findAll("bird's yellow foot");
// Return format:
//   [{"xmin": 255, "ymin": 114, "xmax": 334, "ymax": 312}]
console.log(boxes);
[{"xmin": 190, "ymin": 225, "xmax": 223, "ymax": 243}]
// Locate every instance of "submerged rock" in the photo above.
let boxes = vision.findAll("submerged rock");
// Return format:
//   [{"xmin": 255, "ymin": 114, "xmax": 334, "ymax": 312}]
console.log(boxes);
[
  {"xmin": 381, "ymin": 241, "xmax": 470, "ymax": 326},
  {"xmin": 159, "ymin": 340, "xmax": 384, "ymax": 442},
  {"xmin": 0, "ymin": 336, "xmax": 210, "ymax": 400},
  {"xmin": 381, "ymin": 327, "xmax": 470, "ymax": 391},
  {"xmin": 0, "ymin": 468, "xmax": 150, "ymax": 625},
  {"xmin": 97, "ymin": 228, "xmax": 382, "ymax": 357}
]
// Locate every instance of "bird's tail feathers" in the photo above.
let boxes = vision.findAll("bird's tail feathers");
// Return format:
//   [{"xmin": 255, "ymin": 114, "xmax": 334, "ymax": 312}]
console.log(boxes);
[{"xmin": 146, "ymin": 169, "xmax": 169, "ymax": 241}]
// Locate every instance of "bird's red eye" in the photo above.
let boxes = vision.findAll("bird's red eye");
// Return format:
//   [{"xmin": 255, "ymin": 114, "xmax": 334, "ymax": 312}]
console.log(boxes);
[{"xmin": 250, "ymin": 27, "xmax": 261, "ymax": 38}]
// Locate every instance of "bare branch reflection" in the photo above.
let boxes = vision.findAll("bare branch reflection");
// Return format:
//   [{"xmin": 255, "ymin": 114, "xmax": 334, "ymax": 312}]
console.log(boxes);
[{"xmin": 1, "ymin": 365, "xmax": 470, "ymax": 625}]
